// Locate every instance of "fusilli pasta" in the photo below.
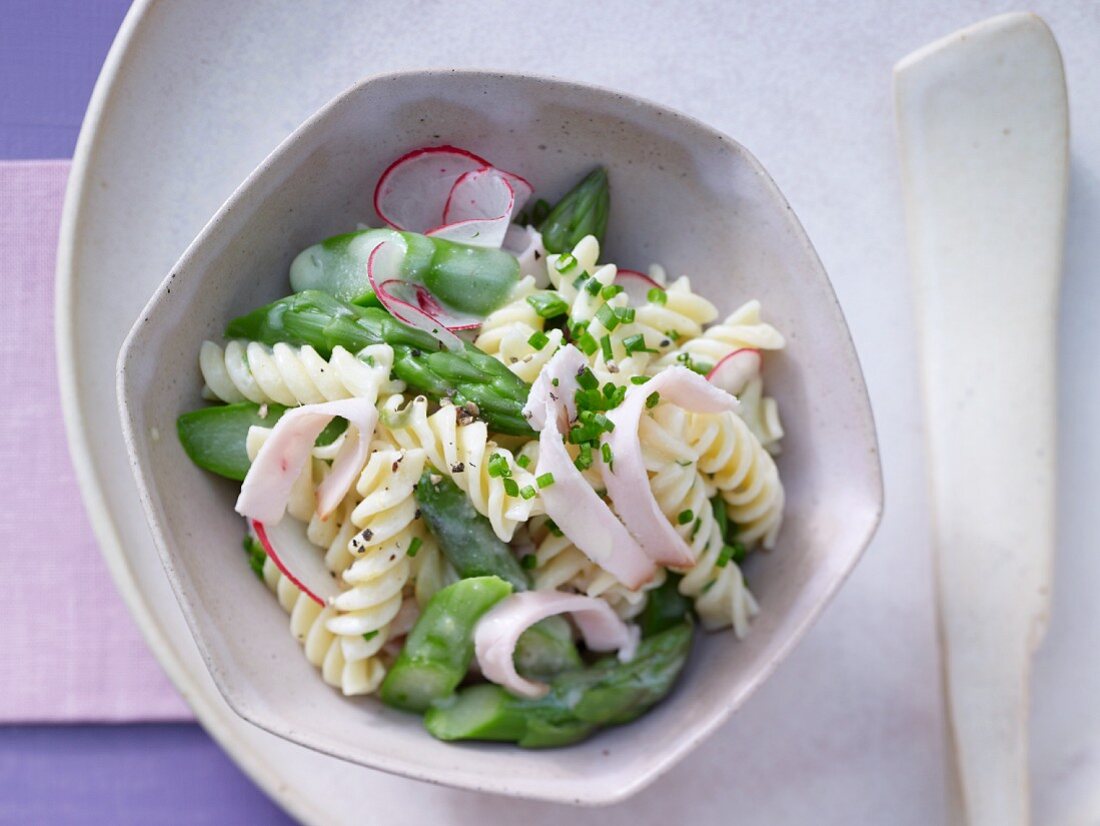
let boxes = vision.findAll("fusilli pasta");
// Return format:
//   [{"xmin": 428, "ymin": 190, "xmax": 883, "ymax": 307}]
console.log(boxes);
[
  {"xmin": 640, "ymin": 404, "xmax": 761, "ymax": 634},
  {"xmin": 201, "ymin": 341, "xmax": 403, "ymax": 406},
  {"xmin": 380, "ymin": 395, "xmax": 543, "ymax": 541},
  {"xmin": 474, "ymin": 276, "xmax": 564, "ymax": 383}
]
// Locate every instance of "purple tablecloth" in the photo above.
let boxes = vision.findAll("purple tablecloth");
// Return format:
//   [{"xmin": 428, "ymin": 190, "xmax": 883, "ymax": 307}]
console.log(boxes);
[{"xmin": 0, "ymin": 1, "xmax": 292, "ymax": 822}]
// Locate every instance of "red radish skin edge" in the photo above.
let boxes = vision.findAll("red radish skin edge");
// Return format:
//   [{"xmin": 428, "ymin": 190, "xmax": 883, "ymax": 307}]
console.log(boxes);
[
  {"xmin": 615, "ymin": 269, "xmax": 661, "ymax": 288},
  {"xmin": 373, "ymin": 145, "xmax": 493, "ymax": 230},
  {"xmin": 706, "ymin": 348, "xmax": 762, "ymax": 393},
  {"xmin": 428, "ymin": 169, "xmax": 517, "ymax": 248},
  {"xmin": 614, "ymin": 269, "xmax": 662, "ymax": 304},
  {"xmin": 252, "ymin": 520, "xmax": 327, "ymax": 606},
  {"xmin": 373, "ymin": 145, "xmax": 532, "ymax": 232},
  {"xmin": 366, "ymin": 243, "xmax": 467, "ymax": 350}
]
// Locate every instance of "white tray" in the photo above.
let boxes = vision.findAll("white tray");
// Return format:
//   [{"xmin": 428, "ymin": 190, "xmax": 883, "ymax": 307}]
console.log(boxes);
[{"xmin": 56, "ymin": 1, "xmax": 1100, "ymax": 823}]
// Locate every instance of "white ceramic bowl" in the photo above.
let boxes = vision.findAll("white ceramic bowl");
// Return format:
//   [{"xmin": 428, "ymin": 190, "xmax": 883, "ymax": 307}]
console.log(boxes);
[{"xmin": 117, "ymin": 70, "xmax": 882, "ymax": 805}]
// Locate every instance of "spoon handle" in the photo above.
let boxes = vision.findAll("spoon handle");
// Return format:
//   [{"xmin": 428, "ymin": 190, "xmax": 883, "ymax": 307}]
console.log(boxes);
[{"xmin": 895, "ymin": 13, "xmax": 1068, "ymax": 826}]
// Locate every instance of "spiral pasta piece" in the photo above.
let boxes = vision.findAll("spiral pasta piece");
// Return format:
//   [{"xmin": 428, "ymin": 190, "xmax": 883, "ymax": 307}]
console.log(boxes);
[
  {"xmin": 652, "ymin": 299, "xmax": 785, "ymax": 374},
  {"xmin": 259, "ymin": 497, "xmax": 388, "ymax": 695},
  {"xmin": 379, "ymin": 395, "xmax": 542, "ymax": 541},
  {"xmin": 735, "ymin": 375, "xmax": 785, "ymax": 454},
  {"xmin": 201, "ymin": 341, "xmax": 403, "ymax": 406},
  {"xmin": 474, "ymin": 276, "xmax": 564, "ymax": 383},
  {"xmin": 545, "ymin": 237, "xmax": 719, "ymax": 386},
  {"xmin": 685, "ymin": 408, "xmax": 784, "ymax": 549},
  {"xmin": 330, "ymin": 448, "xmax": 429, "ymax": 641},
  {"xmin": 530, "ymin": 520, "xmax": 663, "ymax": 620},
  {"xmin": 639, "ymin": 406, "xmax": 760, "ymax": 634},
  {"xmin": 633, "ymin": 275, "xmax": 718, "ymax": 346}
]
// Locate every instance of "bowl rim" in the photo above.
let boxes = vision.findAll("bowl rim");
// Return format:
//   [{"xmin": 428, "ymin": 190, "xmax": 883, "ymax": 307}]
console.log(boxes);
[{"xmin": 117, "ymin": 66, "xmax": 884, "ymax": 805}]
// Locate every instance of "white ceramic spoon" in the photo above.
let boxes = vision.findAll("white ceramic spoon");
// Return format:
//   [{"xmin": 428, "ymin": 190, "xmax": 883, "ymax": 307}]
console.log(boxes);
[{"xmin": 895, "ymin": 12, "xmax": 1068, "ymax": 826}]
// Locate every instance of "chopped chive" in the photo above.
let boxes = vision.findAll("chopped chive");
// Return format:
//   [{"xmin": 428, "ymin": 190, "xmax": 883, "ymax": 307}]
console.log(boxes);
[
  {"xmin": 731, "ymin": 541, "xmax": 747, "ymax": 563},
  {"xmin": 521, "ymin": 553, "xmax": 538, "ymax": 570},
  {"xmin": 646, "ymin": 391, "xmax": 661, "ymax": 409},
  {"xmin": 557, "ymin": 253, "xmax": 577, "ymax": 272},
  {"xmin": 601, "ymin": 443, "xmax": 613, "ymax": 465},
  {"xmin": 551, "ymin": 377, "xmax": 559, "ymax": 387},
  {"xmin": 647, "ymin": 287, "xmax": 668, "ymax": 305},
  {"xmin": 592, "ymin": 412, "xmax": 614, "ymax": 433},
  {"xmin": 665, "ymin": 329, "xmax": 682, "ymax": 341},
  {"xmin": 571, "ymin": 273, "xmax": 588, "ymax": 289},
  {"xmin": 526, "ymin": 292, "xmax": 569, "ymax": 319},
  {"xmin": 623, "ymin": 333, "xmax": 653, "ymax": 355},
  {"xmin": 600, "ymin": 334, "xmax": 613, "ymax": 361},
  {"xmin": 503, "ymin": 478, "xmax": 520, "ymax": 497},
  {"xmin": 677, "ymin": 509, "xmax": 694, "ymax": 525},
  {"xmin": 516, "ymin": 454, "xmax": 532, "ymax": 470},
  {"xmin": 594, "ymin": 303, "xmax": 620, "ymax": 332},
  {"xmin": 602, "ymin": 383, "xmax": 617, "ymax": 399},
  {"xmin": 616, "ymin": 306, "xmax": 636, "ymax": 325},
  {"xmin": 576, "ymin": 368, "xmax": 599, "ymax": 390},
  {"xmin": 577, "ymin": 331, "xmax": 599, "ymax": 356},
  {"xmin": 546, "ymin": 519, "xmax": 564, "ymax": 537},
  {"xmin": 536, "ymin": 472, "xmax": 555, "ymax": 489},
  {"xmin": 487, "ymin": 452, "xmax": 510, "ymax": 478},
  {"xmin": 574, "ymin": 443, "xmax": 594, "ymax": 470},
  {"xmin": 362, "ymin": 630, "xmax": 379, "ymax": 641},
  {"xmin": 407, "ymin": 536, "xmax": 423, "ymax": 558},
  {"xmin": 243, "ymin": 536, "xmax": 266, "ymax": 580},
  {"xmin": 520, "ymin": 485, "xmax": 538, "ymax": 500},
  {"xmin": 601, "ymin": 284, "xmax": 624, "ymax": 300},
  {"xmin": 630, "ymin": 375, "xmax": 650, "ymax": 385},
  {"xmin": 570, "ymin": 320, "xmax": 589, "ymax": 339},
  {"xmin": 569, "ymin": 423, "xmax": 601, "ymax": 445},
  {"xmin": 691, "ymin": 518, "xmax": 701, "ymax": 539},
  {"xmin": 527, "ymin": 330, "xmax": 550, "ymax": 350}
]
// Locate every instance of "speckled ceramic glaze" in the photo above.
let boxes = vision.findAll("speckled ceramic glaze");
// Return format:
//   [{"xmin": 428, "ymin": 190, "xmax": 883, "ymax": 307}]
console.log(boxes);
[{"xmin": 117, "ymin": 70, "xmax": 882, "ymax": 804}]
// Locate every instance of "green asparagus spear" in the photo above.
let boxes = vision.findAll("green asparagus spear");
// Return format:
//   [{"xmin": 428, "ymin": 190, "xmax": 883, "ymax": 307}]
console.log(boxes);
[
  {"xmin": 637, "ymin": 573, "xmax": 691, "ymax": 638},
  {"xmin": 513, "ymin": 615, "xmax": 583, "ymax": 681},
  {"xmin": 177, "ymin": 402, "xmax": 346, "ymax": 481},
  {"xmin": 380, "ymin": 576, "xmax": 513, "ymax": 712},
  {"xmin": 538, "ymin": 167, "xmax": 610, "ymax": 254},
  {"xmin": 290, "ymin": 229, "xmax": 520, "ymax": 314},
  {"xmin": 225, "ymin": 290, "xmax": 535, "ymax": 436},
  {"xmin": 414, "ymin": 470, "xmax": 530, "ymax": 590},
  {"xmin": 424, "ymin": 622, "xmax": 694, "ymax": 747},
  {"xmin": 177, "ymin": 403, "xmax": 287, "ymax": 481}
]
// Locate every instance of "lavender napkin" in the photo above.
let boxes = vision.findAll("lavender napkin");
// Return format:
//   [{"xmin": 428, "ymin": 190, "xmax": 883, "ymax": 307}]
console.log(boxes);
[{"xmin": 0, "ymin": 160, "xmax": 190, "ymax": 722}]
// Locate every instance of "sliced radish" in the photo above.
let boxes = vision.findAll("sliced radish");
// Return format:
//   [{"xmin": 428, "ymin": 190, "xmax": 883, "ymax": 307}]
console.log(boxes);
[
  {"xmin": 427, "ymin": 168, "xmax": 516, "ymax": 248},
  {"xmin": 475, "ymin": 591, "xmax": 640, "ymax": 698},
  {"xmin": 374, "ymin": 146, "xmax": 487, "ymax": 232},
  {"xmin": 615, "ymin": 268, "xmax": 662, "ymax": 304},
  {"xmin": 252, "ymin": 518, "xmax": 340, "ymax": 606},
  {"xmin": 706, "ymin": 348, "xmax": 762, "ymax": 397},
  {"xmin": 236, "ymin": 398, "xmax": 378, "ymax": 525},
  {"xmin": 366, "ymin": 240, "xmax": 473, "ymax": 352},
  {"xmin": 600, "ymin": 367, "xmax": 739, "ymax": 567},
  {"xmin": 373, "ymin": 145, "xmax": 533, "ymax": 236}
]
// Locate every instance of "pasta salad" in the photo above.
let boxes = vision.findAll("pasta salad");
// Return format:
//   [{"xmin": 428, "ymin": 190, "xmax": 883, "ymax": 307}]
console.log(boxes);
[{"xmin": 178, "ymin": 146, "xmax": 786, "ymax": 747}]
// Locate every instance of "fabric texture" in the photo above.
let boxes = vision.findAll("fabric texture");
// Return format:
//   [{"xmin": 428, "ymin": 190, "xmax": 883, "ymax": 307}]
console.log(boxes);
[{"xmin": 0, "ymin": 160, "xmax": 190, "ymax": 722}]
